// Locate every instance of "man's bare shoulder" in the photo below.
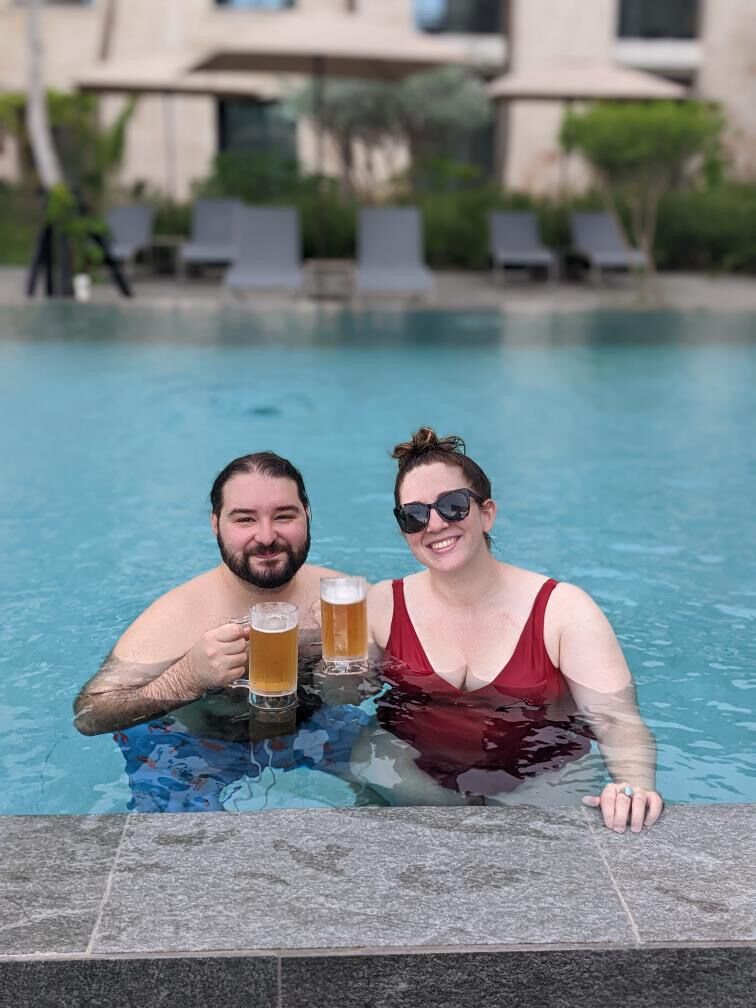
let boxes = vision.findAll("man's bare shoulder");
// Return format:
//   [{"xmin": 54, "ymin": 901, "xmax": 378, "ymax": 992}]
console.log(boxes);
[{"xmin": 114, "ymin": 568, "xmax": 221, "ymax": 662}]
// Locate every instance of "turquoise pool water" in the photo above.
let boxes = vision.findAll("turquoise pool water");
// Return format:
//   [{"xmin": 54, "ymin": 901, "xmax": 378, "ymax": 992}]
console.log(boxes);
[{"xmin": 1, "ymin": 304, "xmax": 754, "ymax": 814}]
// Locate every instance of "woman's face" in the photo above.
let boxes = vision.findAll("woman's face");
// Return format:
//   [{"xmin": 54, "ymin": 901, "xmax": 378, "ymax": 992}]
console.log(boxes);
[{"xmin": 397, "ymin": 461, "xmax": 495, "ymax": 573}]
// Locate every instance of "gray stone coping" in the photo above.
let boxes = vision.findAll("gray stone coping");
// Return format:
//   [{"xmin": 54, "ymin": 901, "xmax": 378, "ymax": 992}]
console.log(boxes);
[{"xmin": 0, "ymin": 804, "xmax": 753, "ymax": 1007}]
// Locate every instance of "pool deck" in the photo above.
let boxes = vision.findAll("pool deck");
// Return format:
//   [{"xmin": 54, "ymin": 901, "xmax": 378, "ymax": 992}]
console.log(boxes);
[
  {"xmin": 0, "ymin": 804, "xmax": 753, "ymax": 1007},
  {"xmin": 3, "ymin": 266, "xmax": 756, "ymax": 314}
]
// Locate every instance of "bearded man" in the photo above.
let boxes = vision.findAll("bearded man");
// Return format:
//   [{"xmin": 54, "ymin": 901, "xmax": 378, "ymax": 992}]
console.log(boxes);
[{"xmin": 73, "ymin": 453, "xmax": 365, "ymax": 811}]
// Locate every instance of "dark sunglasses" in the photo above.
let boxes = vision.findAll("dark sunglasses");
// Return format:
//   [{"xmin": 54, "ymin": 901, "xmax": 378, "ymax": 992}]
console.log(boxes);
[{"xmin": 394, "ymin": 488, "xmax": 485, "ymax": 534}]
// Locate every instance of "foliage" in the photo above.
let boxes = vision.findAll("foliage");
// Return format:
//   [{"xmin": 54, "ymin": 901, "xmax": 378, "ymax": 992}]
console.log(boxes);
[
  {"xmin": 396, "ymin": 66, "xmax": 492, "ymax": 170},
  {"xmin": 46, "ymin": 182, "xmax": 104, "ymax": 273},
  {"xmin": 286, "ymin": 79, "xmax": 400, "ymax": 194},
  {"xmin": 0, "ymin": 92, "xmax": 25, "ymax": 139},
  {"xmin": 48, "ymin": 91, "xmax": 138, "ymax": 210},
  {"xmin": 0, "ymin": 183, "xmax": 37, "ymax": 264},
  {"xmin": 0, "ymin": 90, "xmax": 137, "ymax": 209},
  {"xmin": 197, "ymin": 150, "xmax": 356, "ymax": 258},
  {"xmin": 655, "ymin": 185, "xmax": 756, "ymax": 272},
  {"xmin": 560, "ymin": 101, "xmax": 724, "ymax": 269},
  {"xmin": 288, "ymin": 66, "xmax": 492, "ymax": 194},
  {"xmin": 389, "ymin": 155, "xmax": 487, "ymax": 198},
  {"xmin": 3, "ymin": 173, "xmax": 756, "ymax": 273},
  {"xmin": 198, "ymin": 150, "xmax": 303, "ymax": 203}
]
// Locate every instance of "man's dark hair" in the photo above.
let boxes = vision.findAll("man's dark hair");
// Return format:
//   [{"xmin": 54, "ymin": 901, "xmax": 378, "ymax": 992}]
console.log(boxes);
[{"xmin": 210, "ymin": 452, "xmax": 311, "ymax": 517}]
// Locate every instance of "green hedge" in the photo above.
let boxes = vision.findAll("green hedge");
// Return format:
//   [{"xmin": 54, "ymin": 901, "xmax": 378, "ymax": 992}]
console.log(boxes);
[
  {"xmin": 0, "ymin": 184, "xmax": 39, "ymax": 265},
  {"xmin": 414, "ymin": 185, "xmax": 756, "ymax": 272},
  {"xmin": 655, "ymin": 186, "xmax": 756, "ymax": 272},
  {"xmin": 2, "ymin": 179, "xmax": 756, "ymax": 274}
]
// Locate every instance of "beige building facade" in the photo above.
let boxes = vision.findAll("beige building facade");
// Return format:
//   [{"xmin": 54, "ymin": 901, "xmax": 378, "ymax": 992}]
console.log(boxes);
[{"xmin": 0, "ymin": 0, "xmax": 753, "ymax": 200}]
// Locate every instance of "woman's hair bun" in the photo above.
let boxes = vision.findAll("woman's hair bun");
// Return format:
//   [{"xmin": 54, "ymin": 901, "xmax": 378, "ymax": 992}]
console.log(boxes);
[{"xmin": 391, "ymin": 427, "xmax": 466, "ymax": 466}]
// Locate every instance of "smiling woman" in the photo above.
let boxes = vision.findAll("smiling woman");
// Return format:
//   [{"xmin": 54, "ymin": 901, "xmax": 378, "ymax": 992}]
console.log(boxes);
[{"xmin": 359, "ymin": 427, "xmax": 664, "ymax": 833}]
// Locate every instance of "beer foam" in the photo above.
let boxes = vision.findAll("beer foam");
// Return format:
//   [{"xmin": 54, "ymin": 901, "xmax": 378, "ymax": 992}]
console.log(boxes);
[{"xmin": 321, "ymin": 577, "xmax": 365, "ymax": 604}]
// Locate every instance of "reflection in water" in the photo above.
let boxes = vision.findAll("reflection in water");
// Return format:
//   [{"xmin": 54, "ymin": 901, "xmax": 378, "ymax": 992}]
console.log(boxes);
[
  {"xmin": 348, "ymin": 658, "xmax": 653, "ymax": 807},
  {"xmin": 102, "ymin": 654, "xmax": 382, "ymax": 812},
  {"xmin": 93, "ymin": 650, "xmax": 656, "ymax": 812}
]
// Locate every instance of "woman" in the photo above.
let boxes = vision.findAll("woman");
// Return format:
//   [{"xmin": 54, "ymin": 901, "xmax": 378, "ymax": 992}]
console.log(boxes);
[{"xmin": 358, "ymin": 427, "xmax": 663, "ymax": 832}]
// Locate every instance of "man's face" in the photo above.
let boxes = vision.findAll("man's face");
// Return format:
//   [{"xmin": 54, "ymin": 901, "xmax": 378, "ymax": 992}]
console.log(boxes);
[{"xmin": 212, "ymin": 472, "xmax": 310, "ymax": 590}]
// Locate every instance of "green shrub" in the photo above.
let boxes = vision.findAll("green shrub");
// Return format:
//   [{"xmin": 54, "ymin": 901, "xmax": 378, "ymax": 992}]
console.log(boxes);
[
  {"xmin": 654, "ymin": 185, "xmax": 756, "ymax": 272},
  {"xmin": 196, "ymin": 150, "xmax": 357, "ymax": 258},
  {"xmin": 0, "ymin": 184, "xmax": 39, "ymax": 265},
  {"xmin": 198, "ymin": 150, "xmax": 302, "ymax": 204},
  {"xmin": 152, "ymin": 199, "xmax": 191, "ymax": 237}
]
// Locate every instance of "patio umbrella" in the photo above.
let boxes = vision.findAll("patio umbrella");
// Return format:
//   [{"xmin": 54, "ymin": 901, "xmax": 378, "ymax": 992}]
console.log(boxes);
[
  {"xmin": 487, "ymin": 61, "xmax": 688, "ymax": 101},
  {"xmin": 76, "ymin": 56, "xmax": 280, "ymax": 100},
  {"xmin": 76, "ymin": 56, "xmax": 280, "ymax": 199},
  {"xmin": 486, "ymin": 61, "xmax": 688, "ymax": 191},
  {"xmin": 192, "ymin": 13, "xmax": 470, "ymax": 81},
  {"xmin": 190, "ymin": 12, "xmax": 471, "ymax": 256}
]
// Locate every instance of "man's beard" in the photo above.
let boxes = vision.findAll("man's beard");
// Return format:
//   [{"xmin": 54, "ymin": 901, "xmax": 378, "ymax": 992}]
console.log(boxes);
[{"xmin": 217, "ymin": 529, "xmax": 310, "ymax": 590}]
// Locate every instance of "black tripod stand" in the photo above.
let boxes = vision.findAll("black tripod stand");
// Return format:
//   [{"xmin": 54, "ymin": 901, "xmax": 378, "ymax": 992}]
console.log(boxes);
[{"xmin": 26, "ymin": 192, "xmax": 132, "ymax": 299}]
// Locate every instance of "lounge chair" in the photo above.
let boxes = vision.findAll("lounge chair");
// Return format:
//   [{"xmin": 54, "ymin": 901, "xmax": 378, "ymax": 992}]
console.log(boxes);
[
  {"xmin": 355, "ymin": 206, "xmax": 433, "ymax": 298},
  {"xmin": 179, "ymin": 198, "xmax": 243, "ymax": 275},
  {"xmin": 224, "ymin": 206, "xmax": 303, "ymax": 292},
  {"xmin": 105, "ymin": 204, "xmax": 154, "ymax": 268},
  {"xmin": 488, "ymin": 210, "xmax": 558, "ymax": 282},
  {"xmin": 569, "ymin": 211, "xmax": 648, "ymax": 284}
]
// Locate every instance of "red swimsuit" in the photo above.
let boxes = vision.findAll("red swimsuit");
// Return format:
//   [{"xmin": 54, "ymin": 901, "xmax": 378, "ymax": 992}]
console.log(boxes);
[{"xmin": 378, "ymin": 578, "xmax": 592, "ymax": 795}]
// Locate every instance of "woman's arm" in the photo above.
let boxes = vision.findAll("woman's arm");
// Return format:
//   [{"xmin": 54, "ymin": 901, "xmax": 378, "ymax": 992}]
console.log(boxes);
[{"xmin": 553, "ymin": 583, "xmax": 663, "ymax": 832}]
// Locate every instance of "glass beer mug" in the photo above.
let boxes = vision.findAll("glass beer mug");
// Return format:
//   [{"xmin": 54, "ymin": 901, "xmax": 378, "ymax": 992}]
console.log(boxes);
[
  {"xmin": 248, "ymin": 601, "xmax": 299, "ymax": 710},
  {"xmin": 320, "ymin": 576, "xmax": 368, "ymax": 667}
]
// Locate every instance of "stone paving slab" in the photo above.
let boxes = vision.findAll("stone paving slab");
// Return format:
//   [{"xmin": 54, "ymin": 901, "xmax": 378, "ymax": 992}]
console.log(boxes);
[
  {"xmin": 90, "ymin": 806, "xmax": 634, "ymax": 954},
  {"xmin": 590, "ymin": 803, "xmax": 756, "ymax": 944},
  {"xmin": 0, "ymin": 805, "xmax": 753, "ymax": 1007},
  {"xmin": 0, "ymin": 815, "xmax": 125, "ymax": 956}
]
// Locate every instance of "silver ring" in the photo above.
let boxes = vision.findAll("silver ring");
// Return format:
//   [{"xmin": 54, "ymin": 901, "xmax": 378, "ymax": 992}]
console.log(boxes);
[{"xmin": 617, "ymin": 785, "xmax": 634, "ymax": 799}]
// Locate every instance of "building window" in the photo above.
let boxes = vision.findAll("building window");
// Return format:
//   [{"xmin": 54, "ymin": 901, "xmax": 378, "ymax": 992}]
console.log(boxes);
[
  {"xmin": 618, "ymin": 0, "xmax": 699, "ymax": 39},
  {"xmin": 217, "ymin": 99, "xmax": 297, "ymax": 162},
  {"xmin": 215, "ymin": 0, "xmax": 295, "ymax": 9},
  {"xmin": 415, "ymin": 0, "xmax": 502, "ymax": 35}
]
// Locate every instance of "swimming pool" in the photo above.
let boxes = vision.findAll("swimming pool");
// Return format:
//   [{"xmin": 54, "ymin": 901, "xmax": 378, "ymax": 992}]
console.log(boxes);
[{"xmin": 1, "ymin": 304, "xmax": 754, "ymax": 814}]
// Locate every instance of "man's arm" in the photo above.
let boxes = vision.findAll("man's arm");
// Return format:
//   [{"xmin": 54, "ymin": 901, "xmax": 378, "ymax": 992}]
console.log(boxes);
[
  {"xmin": 74, "ymin": 652, "xmax": 194, "ymax": 736},
  {"xmin": 554, "ymin": 583, "xmax": 663, "ymax": 832},
  {"xmin": 74, "ymin": 592, "xmax": 249, "ymax": 736}
]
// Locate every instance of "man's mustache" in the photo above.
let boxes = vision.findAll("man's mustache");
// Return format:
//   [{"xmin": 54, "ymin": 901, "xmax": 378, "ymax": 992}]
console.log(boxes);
[{"xmin": 245, "ymin": 542, "xmax": 291, "ymax": 559}]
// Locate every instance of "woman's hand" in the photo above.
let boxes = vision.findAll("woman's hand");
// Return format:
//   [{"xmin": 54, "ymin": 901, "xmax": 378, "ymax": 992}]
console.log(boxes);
[{"xmin": 582, "ymin": 782, "xmax": 663, "ymax": 833}]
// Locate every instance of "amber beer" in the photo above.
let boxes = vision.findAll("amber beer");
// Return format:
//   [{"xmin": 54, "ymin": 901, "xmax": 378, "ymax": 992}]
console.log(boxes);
[
  {"xmin": 249, "ymin": 602, "xmax": 298, "ymax": 704},
  {"xmin": 320, "ymin": 577, "xmax": 368, "ymax": 664}
]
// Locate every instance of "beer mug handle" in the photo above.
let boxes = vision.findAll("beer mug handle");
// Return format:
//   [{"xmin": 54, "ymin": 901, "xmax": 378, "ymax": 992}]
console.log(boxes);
[{"xmin": 228, "ymin": 616, "xmax": 251, "ymax": 690}]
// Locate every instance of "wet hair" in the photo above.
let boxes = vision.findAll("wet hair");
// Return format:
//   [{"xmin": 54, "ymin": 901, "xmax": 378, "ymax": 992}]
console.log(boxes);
[
  {"xmin": 392, "ymin": 427, "xmax": 493, "ymax": 547},
  {"xmin": 210, "ymin": 452, "xmax": 310, "ymax": 518}
]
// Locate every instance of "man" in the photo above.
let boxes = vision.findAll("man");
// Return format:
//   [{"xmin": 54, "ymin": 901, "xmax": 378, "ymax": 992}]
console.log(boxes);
[{"xmin": 74, "ymin": 452, "xmax": 368, "ymax": 811}]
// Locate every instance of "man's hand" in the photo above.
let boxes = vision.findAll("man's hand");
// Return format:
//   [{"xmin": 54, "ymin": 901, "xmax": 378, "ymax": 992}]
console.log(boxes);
[
  {"xmin": 186, "ymin": 622, "xmax": 250, "ymax": 693},
  {"xmin": 582, "ymin": 782, "xmax": 663, "ymax": 833}
]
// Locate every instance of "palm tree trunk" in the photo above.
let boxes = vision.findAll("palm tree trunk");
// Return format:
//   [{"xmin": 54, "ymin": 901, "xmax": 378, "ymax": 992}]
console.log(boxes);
[{"xmin": 25, "ymin": 0, "xmax": 62, "ymax": 188}]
